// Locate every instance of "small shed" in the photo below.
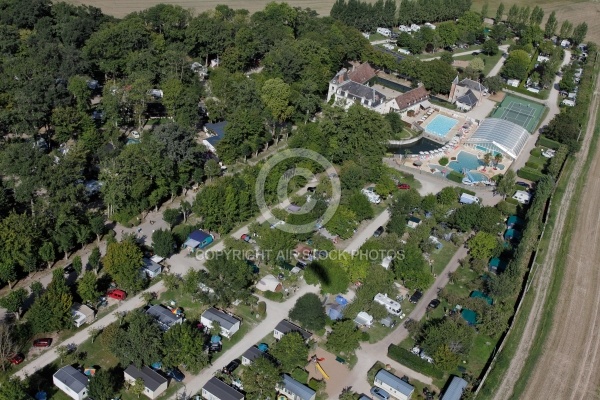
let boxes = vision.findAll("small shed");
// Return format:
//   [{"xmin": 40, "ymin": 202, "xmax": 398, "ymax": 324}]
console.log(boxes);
[
  {"xmin": 274, "ymin": 319, "xmax": 312, "ymax": 341},
  {"xmin": 374, "ymin": 369, "xmax": 414, "ymax": 400},
  {"xmin": 242, "ymin": 346, "xmax": 263, "ymax": 366},
  {"xmin": 184, "ymin": 230, "xmax": 213, "ymax": 249}
]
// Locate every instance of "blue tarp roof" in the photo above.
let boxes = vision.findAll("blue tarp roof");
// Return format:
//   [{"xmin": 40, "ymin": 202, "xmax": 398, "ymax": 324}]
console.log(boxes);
[
  {"xmin": 461, "ymin": 309, "xmax": 477, "ymax": 325},
  {"xmin": 470, "ymin": 291, "xmax": 493, "ymax": 305},
  {"xmin": 507, "ymin": 215, "xmax": 524, "ymax": 227},
  {"xmin": 189, "ymin": 230, "xmax": 211, "ymax": 242},
  {"xmin": 489, "ymin": 258, "xmax": 508, "ymax": 273},
  {"xmin": 504, "ymin": 229, "xmax": 522, "ymax": 240},
  {"xmin": 204, "ymin": 121, "xmax": 228, "ymax": 146},
  {"xmin": 335, "ymin": 295, "xmax": 348, "ymax": 305}
]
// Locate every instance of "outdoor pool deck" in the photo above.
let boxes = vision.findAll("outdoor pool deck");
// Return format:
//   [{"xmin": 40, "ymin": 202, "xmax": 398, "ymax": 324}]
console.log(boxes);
[{"xmin": 408, "ymin": 109, "xmax": 470, "ymax": 144}]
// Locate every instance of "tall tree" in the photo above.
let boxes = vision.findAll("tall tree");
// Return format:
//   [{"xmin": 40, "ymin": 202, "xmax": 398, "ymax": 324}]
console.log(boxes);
[
  {"xmin": 270, "ymin": 332, "xmax": 309, "ymax": 371},
  {"xmin": 559, "ymin": 20, "xmax": 573, "ymax": 40},
  {"xmin": 78, "ymin": 272, "xmax": 100, "ymax": 304},
  {"xmin": 241, "ymin": 357, "xmax": 282, "ymax": 399},
  {"xmin": 88, "ymin": 368, "xmax": 118, "ymax": 400},
  {"xmin": 544, "ymin": 11, "xmax": 558, "ymax": 38},
  {"xmin": 327, "ymin": 319, "xmax": 363, "ymax": 354},
  {"xmin": 572, "ymin": 22, "xmax": 588, "ymax": 44},
  {"xmin": 0, "ymin": 289, "xmax": 28, "ymax": 320},
  {"xmin": 102, "ymin": 240, "xmax": 145, "ymax": 293},
  {"xmin": 112, "ymin": 311, "xmax": 163, "ymax": 368},
  {"xmin": 289, "ymin": 293, "xmax": 326, "ymax": 331},
  {"xmin": 163, "ymin": 323, "xmax": 209, "ymax": 373},
  {"xmin": 495, "ymin": 3, "xmax": 505, "ymax": 22},
  {"xmin": 261, "ymin": 78, "xmax": 295, "ymax": 140}
]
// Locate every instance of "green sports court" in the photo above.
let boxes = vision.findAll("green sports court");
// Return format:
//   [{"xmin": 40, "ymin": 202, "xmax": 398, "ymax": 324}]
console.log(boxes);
[{"xmin": 491, "ymin": 94, "xmax": 545, "ymax": 133}]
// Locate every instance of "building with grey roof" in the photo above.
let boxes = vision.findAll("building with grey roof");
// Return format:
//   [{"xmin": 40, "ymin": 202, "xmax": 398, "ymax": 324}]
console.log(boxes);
[
  {"xmin": 277, "ymin": 374, "xmax": 316, "ymax": 400},
  {"xmin": 124, "ymin": 365, "xmax": 168, "ymax": 399},
  {"xmin": 241, "ymin": 346, "xmax": 263, "ymax": 366},
  {"xmin": 441, "ymin": 376, "xmax": 469, "ymax": 400},
  {"xmin": 200, "ymin": 308, "xmax": 241, "ymax": 338},
  {"xmin": 465, "ymin": 118, "xmax": 530, "ymax": 160},
  {"xmin": 273, "ymin": 319, "xmax": 312, "ymax": 341},
  {"xmin": 146, "ymin": 304, "xmax": 183, "ymax": 331},
  {"xmin": 201, "ymin": 377, "xmax": 245, "ymax": 400},
  {"xmin": 374, "ymin": 369, "xmax": 414, "ymax": 400},
  {"xmin": 53, "ymin": 366, "xmax": 89, "ymax": 400}
]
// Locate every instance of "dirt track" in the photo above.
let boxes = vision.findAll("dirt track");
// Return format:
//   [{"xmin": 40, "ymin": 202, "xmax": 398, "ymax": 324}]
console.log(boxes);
[{"xmin": 491, "ymin": 79, "xmax": 600, "ymax": 398}]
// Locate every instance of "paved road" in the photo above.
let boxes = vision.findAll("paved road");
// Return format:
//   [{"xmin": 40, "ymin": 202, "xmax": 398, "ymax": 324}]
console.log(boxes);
[
  {"xmin": 509, "ymin": 50, "xmax": 571, "ymax": 172},
  {"xmin": 325, "ymin": 245, "xmax": 469, "ymax": 397},
  {"xmin": 485, "ymin": 45, "xmax": 510, "ymax": 78},
  {"xmin": 170, "ymin": 284, "xmax": 321, "ymax": 400},
  {"xmin": 344, "ymin": 209, "xmax": 391, "ymax": 254}
]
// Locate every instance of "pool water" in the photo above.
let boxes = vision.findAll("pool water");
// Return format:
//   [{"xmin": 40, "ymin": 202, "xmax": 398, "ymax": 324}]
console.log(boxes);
[
  {"xmin": 468, "ymin": 172, "xmax": 488, "ymax": 182},
  {"xmin": 424, "ymin": 115, "xmax": 459, "ymax": 137},
  {"xmin": 448, "ymin": 151, "xmax": 482, "ymax": 172}
]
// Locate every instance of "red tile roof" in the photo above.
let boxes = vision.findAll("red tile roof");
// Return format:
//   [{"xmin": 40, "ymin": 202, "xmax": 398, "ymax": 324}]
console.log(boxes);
[
  {"xmin": 394, "ymin": 86, "xmax": 429, "ymax": 110},
  {"xmin": 347, "ymin": 63, "xmax": 377, "ymax": 85}
]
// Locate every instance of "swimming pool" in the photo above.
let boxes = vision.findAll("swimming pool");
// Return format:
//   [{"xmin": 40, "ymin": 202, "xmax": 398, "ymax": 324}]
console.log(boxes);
[
  {"xmin": 468, "ymin": 172, "xmax": 489, "ymax": 182},
  {"xmin": 448, "ymin": 151, "xmax": 482, "ymax": 173},
  {"xmin": 424, "ymin": 115, "xmax": 459, "ymax": 138}
]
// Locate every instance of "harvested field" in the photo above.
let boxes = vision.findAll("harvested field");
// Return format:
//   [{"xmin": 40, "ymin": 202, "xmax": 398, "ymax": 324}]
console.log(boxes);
[{"xmin": 68, "ymin": 0, "xmax": 599, "ymax": 42}]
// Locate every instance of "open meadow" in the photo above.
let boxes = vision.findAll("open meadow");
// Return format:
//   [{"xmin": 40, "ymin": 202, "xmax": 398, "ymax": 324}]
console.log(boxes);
[{"xmin": 67, "ymin": 0, "xmax": 599, "ymax": 42}]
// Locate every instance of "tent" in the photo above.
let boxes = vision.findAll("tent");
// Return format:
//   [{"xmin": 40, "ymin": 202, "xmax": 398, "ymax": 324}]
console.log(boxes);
[
  {"xmin": 335, "ymin": 295, "xmax": 348, "ymax": 306},
  {"xmin": 461, "ymin": 309, "xmax": 477, "ymax": 325},
  {"xmin": 470, "ymin": 291, "xmax": 493, "ymax": 305},
  {"xmin": 211, "ymin": 335, "xmax": 221, "ymax": 344},
  {"xmin": 327, "ymin": 304, "xmax": 344, "ymax": 320},
  {"xmin": 489, "ymin": 258, "xmax": 508, "ymax": 273}
]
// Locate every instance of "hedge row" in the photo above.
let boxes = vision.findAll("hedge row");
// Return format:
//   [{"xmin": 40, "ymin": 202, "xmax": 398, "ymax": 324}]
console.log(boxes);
[
  {"xmin": 525, "ymin": 161, "xmax": 542, "ymax": 170},
  {"xmin": 447, "ymin": 171, "xmax": 463, "ymax": 183},
  {"xmin": 388, "ymin": 345, "xmax": 445, "ymax": 380},
  {"xmin": 503, "ymin": 84, "xmax": 549, "ymax": 100},
  {"xmin": 461, "ymin": 188, "xmax": 476, "ymax": 196},
  {"xmin": 517, "ymin": 167, "xmax": 544, "ymax": 182},
  {"xmin": 262, "ymin": 291, "xmax": 284, "ymax": 301},
  {"xmin": 537, "ymin": 135, "xmax": 562, "ymax": 149}
]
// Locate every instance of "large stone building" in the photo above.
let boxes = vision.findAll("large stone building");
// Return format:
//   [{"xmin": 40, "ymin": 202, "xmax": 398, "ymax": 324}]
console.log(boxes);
[{"xmin": 327, "ymin": 62, "xmax": 386, "ymax": 112}]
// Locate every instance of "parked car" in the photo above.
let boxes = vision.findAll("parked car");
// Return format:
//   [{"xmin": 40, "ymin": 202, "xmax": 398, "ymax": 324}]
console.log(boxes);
[
  {"xmin": 516, "ymin": 181, "xmax": 531, "ymax": 189},
  {"xmin": 373, "ymin": 226, "xmax": 384, "ymax": 237},
  {"xmin": 240, "ymin": 234, "xmax": 251, "ymax": 242},
  {"xmin": 33, "ymin": 338, "xmax": 53, "ymax": 348},
  {"xmin": 409, "ymin": 290, "xmax": 423, "ymax": 304},
  {"xmin": 306, "ymin": 186, "xmax": 316, "ymax": 193},
  {"xmin": 370, "ymin": 386, "xmax": 391, "ymax": 400},
  {"xmin": 166, "ymin": 367, "xmax": 185, "ymax": 382},
  {"xmin": 397, "ymin": 183, "xmax": 411, "ymax": 190},
  {"xmin": 9, "ymin": 353, "xmax": 24, "ymax": 364},
  {"xmin": 106, "ymin": 289, "xmax": 127, "ymax": 301},
  {"xmin": 295, "ymin": 261, "xmax": 307, "ymax": 270},
  {"xmin": 204, "ymin": 342, "xmax": 222, "ymax": 353},
  {"xmin": 223, "ymin": 359, "xmax": 241, "ymax": 374},
  {"xmin": 131, "ymin": 130, "xmax": 140, "ymax": 139},
  {"xmin": 427, "ymin": 299, "xmax": 440, "ymax": 309}
]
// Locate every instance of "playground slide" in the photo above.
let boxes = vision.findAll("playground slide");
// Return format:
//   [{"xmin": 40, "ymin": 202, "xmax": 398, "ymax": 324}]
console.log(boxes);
[{"xmin": 315, "ymin": 362, "xmax": 330, "ymax": 380}]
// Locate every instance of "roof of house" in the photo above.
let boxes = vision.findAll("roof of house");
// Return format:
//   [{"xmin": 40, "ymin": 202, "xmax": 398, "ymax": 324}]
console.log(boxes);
[
  {"xmin": 347, "ymin": 62, "xmax": 377, "ymax": 84},
  {"xmin": 146, "ymin": 305, "xmax": 180, "ymax": 328},
  {"xmin": 142, "ymin": 258, "xmax": 162, "ymax": 273},
  {"xmin": 457, "ymin": 78, "xmax": 487, "ymax": 93},
  {"xmin": 54, "ymin": 366, "xmax": 89, "ymax": 394},
  {"xmin": 457, "ymin": 89, "xmax": 479, "ymax": 107},
  {"xmin": 274, "ymin": 319, "xmax": 312, "ymax": 340},
  {"xmin": 242, "ymin": 346, "xmax": 263, "ymax": 362},
  {"xmin": 354, "ymin": 311, "xmax": 374, "ymax": 325},
  {"xmin": 202, "ymin": 307, "xmax": 240, "ymax": 330},
  {"xmin": 71, "ymin": 302, "xmax": 94, "ymax": 318},
  {"xmin": 202, "ymin": 377, "xmax": 244, "ymax": 400},
  {"xmin": 375, "ymin": 370, "xmax": 414, "ymax": 397},
  {"xmin": 441, "ymin": 376, "xmax": 469, "ymax": 400},
  {"xmin": 466, "ymin": 118, "xmax": 529, "ymax": 160},
  {"xmin": 408, "ymin": 216, "xmax": 421, "ymax": 224},
  {"xmin": 394, "ymin": 86, "xmax": 429, "ymax": 110},
  {"xmin": 281, "ymin": 374, "xmax": 316, "ymax": 400},
  {"xmin": 337, "ymin": 81, "xmax": 386, "ymax": 106},
  {"xmin": 124, "ymin": 365, "xmax": 167, "ymax": 392}
]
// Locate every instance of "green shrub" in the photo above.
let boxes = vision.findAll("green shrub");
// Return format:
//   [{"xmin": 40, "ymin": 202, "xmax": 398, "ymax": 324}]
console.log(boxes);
[
  {"xmin": 291, "ymin": 368, "xmax": 309, "ymax": 383},
  {"xmin": 262, "ymin": 291, "xmax": 284, "ymax": 301},
  {"xmin": 447, "ymin": 171, "xmax": 463, "ymax": 183},
  {"xmin": 439, "ymin": 157, "xmax": 449, "ymax": 166},
  {"xmin": 505, "ymin": 197, "xmax": 520, "ymax": 205},
  {"xmin": 517, "ymin": 167, "xmax": 544, "ymax": 182},
  {"xmin": 367, "ymin": 361, "xmax": 388, "ymax": 385},
  {"xmin": 525, "ymin": 161, "xmax": 541, "ymax": 170},
  {"xmin": 460, "ymin": 188, "xmax": 476, "ymax": 196},
  {"xmin": 388, "ymin": 345, "xmax": 445, "ymax": 379},
  {"xmin": 537, "ymin": 135, "xmax": 562, "ymax": 149},
  {"xmin": 257, "ymin": 301, "xmax": 266, "ymax": 316},
  {"xmin": 530, "ymin": 148, "xmax": 542, "ymax": 157}
]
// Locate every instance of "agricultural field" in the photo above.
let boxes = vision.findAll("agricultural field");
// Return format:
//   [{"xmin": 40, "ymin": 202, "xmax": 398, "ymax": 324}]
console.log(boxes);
[{"xmin": 68, "ymin": 0, "xmax": 599, "ymax": 43}]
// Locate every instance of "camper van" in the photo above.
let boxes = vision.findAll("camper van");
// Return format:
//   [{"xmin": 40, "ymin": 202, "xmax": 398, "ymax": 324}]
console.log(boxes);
[
  {"xmin": 376, "ymin": 27, "xmax": 392, "ymax": 37},
  {"xmin": 398, "ymin": 48, "xmax": 411, "ymax": 55},
  {"xmin": 374, "ymin": 293, "xmax": 403, "ymax": 316},
  {"xmin": 459, "ymin": 193, "xmax": 480, "ymax": 205}
]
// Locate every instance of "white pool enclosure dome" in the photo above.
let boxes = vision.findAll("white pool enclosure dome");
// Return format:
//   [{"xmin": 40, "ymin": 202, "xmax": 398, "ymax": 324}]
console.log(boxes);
[{"xmin": 465, "ymin": 118, "xmax": 530, "ymax": 160}]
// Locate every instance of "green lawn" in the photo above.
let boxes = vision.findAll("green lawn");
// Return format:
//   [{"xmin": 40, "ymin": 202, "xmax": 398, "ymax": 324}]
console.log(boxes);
[
  {"xmin": 430, "ymin": 242, "xmax": 459, "ymax": 276},
  {"xmin": 453, "ymin": 50, "xmax": 504, "ymax": 76},
  {"xmin": 369, "ymin": 32, "xmax": 387, "ymax": 42},
  {"xmin": 367, "ymin": 322, "xmax": 397, "ymax": 343}
]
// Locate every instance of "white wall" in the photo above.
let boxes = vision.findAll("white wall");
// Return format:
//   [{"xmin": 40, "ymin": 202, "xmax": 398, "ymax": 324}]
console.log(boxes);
[{"xmin": 53, "ymin": 377, "xmax": 86, "ymax": 400}]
